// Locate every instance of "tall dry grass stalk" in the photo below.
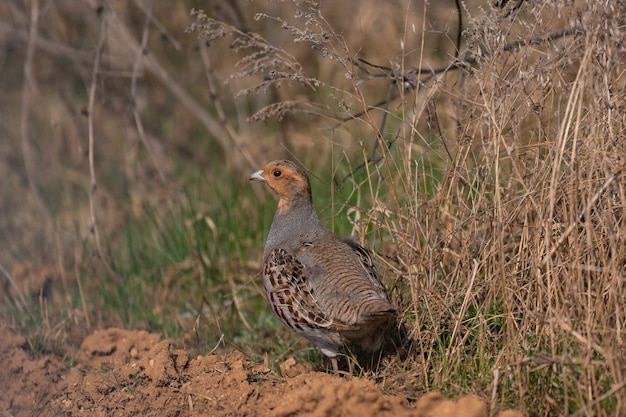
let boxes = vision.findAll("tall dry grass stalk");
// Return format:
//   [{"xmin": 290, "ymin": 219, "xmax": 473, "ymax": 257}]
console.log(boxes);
[{"xmin": 191, "ymin": 0, "xmax": 625, "ymax": 414}]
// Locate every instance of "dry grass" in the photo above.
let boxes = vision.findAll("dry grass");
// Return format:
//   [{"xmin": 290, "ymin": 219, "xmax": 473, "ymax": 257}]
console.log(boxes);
[{"xmin": 1, "ymin": 0, "xmax": 625, "ymax": 416}]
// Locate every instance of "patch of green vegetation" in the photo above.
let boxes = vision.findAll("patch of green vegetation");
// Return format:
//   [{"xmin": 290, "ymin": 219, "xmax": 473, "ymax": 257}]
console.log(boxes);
[
  {"xmin": 97, "ymin": 177, "xmax": 264, "ymax": 342},
  {"xmin": 91, "ymin": 159, "xmax": 376, "ymax": 364}
]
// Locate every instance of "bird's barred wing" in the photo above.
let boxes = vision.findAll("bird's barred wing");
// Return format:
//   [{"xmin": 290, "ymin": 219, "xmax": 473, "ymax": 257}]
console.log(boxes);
[
  {"xmin": 264, "ymin": 248, "xmax": 350, "ymax": 332},
  {"xmin": 342, "ymin": 238, "xmax": 391, "ymax": 298}
]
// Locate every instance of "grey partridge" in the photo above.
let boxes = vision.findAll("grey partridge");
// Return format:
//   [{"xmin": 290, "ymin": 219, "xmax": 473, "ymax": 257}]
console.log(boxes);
[{"xmin": 250, "ymin": 160, "xmax": 396, "ymax": 371}]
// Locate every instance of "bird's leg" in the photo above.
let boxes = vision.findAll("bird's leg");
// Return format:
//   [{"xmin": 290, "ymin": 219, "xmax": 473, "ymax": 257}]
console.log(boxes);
[{"xmin": 330, "ymin": 357, "xmax": 339, "ymax": 373}]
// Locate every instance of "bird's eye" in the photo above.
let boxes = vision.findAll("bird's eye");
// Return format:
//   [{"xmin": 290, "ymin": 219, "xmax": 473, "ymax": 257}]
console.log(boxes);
[{"xmin": 272, "ymin": 169, "xmax": 282, "ymax": 177}]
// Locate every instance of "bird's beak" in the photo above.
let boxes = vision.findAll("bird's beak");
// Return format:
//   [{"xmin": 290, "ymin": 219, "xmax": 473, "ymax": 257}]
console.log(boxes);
[{"xmin": 250, "ymin": 170, "xmax": 265, "ymax": 182}]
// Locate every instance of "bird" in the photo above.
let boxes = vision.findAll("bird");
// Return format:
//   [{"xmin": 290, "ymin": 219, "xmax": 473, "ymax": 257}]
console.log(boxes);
[{"xmin": 250, "ymin": 160, "xmax": 396, "ymax": 371}]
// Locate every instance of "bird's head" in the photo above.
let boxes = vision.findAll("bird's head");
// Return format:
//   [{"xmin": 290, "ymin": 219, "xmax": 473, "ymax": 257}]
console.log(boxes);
[{"xmin": 250, "ymin": 160, "xmax": 312, "ymax": 211}]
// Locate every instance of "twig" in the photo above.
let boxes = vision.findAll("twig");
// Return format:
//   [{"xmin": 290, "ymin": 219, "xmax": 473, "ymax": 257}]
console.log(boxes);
[
  {"xmin": 131, "ymin": 0, "xmax": 168, "ymax": 186},
  {"xmin": 453, "ymin": 0, "xmax": 463, "ymax": 61},
  {"xmin": 490, "ymin": 367, "xmax": 500, "ymax": 417},
  {"xmin": 344, "ymin": 26, "xmax": 579, "ymax": 123},
  {"xmin": 132, "ymin": 0, "xmax": 181, "ymax": 50},
  {"xmin": 207, "ymin": 333, "xmax": 225, "ymax": 356},
  {"xmin": 502, "ymin": 27, "xmax": 578, "ymax": 53},
  {"xmin": 83, "ymin": 3, "xmax": 124, "ymax": 288},
  {"xmin": 198, "ymin": 41, "xmax": 257, "ymax": 170},
  {"xmin": 496, "ymin": 0, "xmax": 526, "ymax": 17},
  {"xmin": 369, "ymin": 82, "xmax": 396, "ymax": 162},
  {"xmin": 74, "ymin": 249, "xmax": 92, "ymax": 329},
  {"xmin": 362, "ymin": 26, "xmax": 578, "ymax": 80},
  {"xmin": 20, "ymin": 0, "xmax": 51, "ymax": 223},
  {"xmin": 86, "ymin": 3, "xmax": 107, "ymax": 259},
  {"xmin": 227, "ymin": 274, "xmax": 253, "ymax": 332},
  {"xmin": 449, "ymin": 259, "xmax": 479, "ymax": 351}
]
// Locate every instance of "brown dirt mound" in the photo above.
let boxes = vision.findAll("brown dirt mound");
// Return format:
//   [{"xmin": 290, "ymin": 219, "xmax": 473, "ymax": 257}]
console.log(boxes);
[{"xmin": 0, "ymin": 322, "xmax": 522, "ymax": 416}]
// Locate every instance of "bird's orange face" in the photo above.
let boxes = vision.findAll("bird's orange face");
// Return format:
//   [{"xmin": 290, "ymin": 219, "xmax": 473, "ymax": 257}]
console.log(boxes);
[{"xmin": 250, "ymin": 160, "xmax": 311, "ymax": 212}]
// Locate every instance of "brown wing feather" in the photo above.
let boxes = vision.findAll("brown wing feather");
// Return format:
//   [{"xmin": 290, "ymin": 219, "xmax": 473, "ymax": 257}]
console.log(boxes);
[
  {"xmin": 264, "ymin": 248, "xmax": 350, "ymax": 332},
  {"xmin": 341, "ymin": 238, "xmax": 391, "ymax": 299}
]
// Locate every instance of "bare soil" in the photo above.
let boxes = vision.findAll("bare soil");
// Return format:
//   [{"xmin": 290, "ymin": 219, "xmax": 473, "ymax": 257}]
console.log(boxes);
[{"xmin": 0, "ymin": 321, "xmax": 522, "ymax": 417}]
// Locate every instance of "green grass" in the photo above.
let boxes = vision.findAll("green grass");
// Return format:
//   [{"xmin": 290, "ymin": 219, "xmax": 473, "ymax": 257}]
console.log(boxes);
[
  {"xmin": 95, "ymin": 177, "xmax": 265, "ymax": 340},
  {"xmin": 85, "ymin": 162, "xmax": 382, "ymax": 364}
]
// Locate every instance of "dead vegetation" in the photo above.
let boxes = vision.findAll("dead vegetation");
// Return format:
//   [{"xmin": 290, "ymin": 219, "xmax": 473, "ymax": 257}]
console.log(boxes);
[{"xmin": 1, "ymin": 1, "xmax": 625, "ymax": 416}]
